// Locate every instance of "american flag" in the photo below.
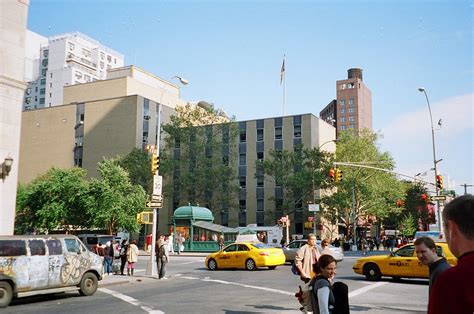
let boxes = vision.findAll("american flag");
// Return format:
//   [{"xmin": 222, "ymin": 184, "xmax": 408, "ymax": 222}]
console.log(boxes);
[{"xmin": 280, "ymin": 58, "xmax": 285, "ymax": 84}]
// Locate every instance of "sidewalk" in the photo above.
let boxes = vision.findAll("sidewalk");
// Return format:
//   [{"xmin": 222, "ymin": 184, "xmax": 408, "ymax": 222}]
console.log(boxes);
[
  {"xmin": 343, "ymin": 250, "xmax": 390, "ymax": 257},
  {"xmin": 139, "ymin": 250, "xmax": 208, "ymax": 257},
  {"xmin": 99, "ymin": 273, "xmax": 158, "ymax": 288}
]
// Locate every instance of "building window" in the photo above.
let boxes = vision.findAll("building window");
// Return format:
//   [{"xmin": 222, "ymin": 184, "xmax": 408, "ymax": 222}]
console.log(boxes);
[
  {"xmin": 42, "ymin": 69, "xmax": 47, "ymax": 76},
  {"xmin": 340, "ymin": 99, "xmax": 345, "ymax": 106},
  {"xmin": 275, "ymin": 127, "xmax": 282, "ymax": 140},
  {"xmin": 339, "ymin": 83, "xmax": 346, "ymax": 90},
  {"xmin": 257, "ymin": 129, "xmax": 264, "ymax": 141},
  {"xmin": 43, "ymin": 50, "xmax": 49, "ymax": 58},
  {"xmin": 348, "ymin": 82, "xmax": 355, "ymax": 89},
  {"xmin": 100, "ymin": 52, "xmax": 105, "ymax": 59},
  {"xmin": 49, "ymin": 83, "xmax": 52, "ymax": 88},
  {"xmin": 239, "ymin": 176, "xmax": 246, "ymax": 188},
  {"xmin": 340, "ymin": 117, "xmax": 346, "ymax": 123},
  {"xmin": 42, "ymin": 59, "xmax": 48, "ymax": 67},
  {"xmin": 349, "ymin": 116, "xmax": 355, "ymax": 122},
  {"xmin": 349, "ymin": 98, "xmax": 354, "ymax": 106},
  {"xmin": 340, "ymin": 125, "xmax": 346, "ymax": 131},
  {"xmin": 100, "ymin": 61, "xmax": 104, "ymax": 69},
  {"xmin": 257, "ymin": 175, "xmax": 264, "ymax": 187},
  {"xmin": 294, "ymin": 125, "xmax": 301, "ymax": 138},
  {"xmin": 349, "ymin": 108, "xmax": 355, "ymax": 113},
  {"xmin": 349, "ymin": 124, "xmax": 355, "ymax": 129},
  {"xmin": 84, "ymin": 75, "xmax": 91, "ymax": 82},
  {"xmin": 69, "ymin": 42, "xmax": 75, "ymax": 51},
  {"xmin": 239, "ymin": 200, "xmax": 246, "ymax": 211},
  {"xmin": 40, "ymin": 78, "xmax": 46, "ymax": 85},
  {"xmin": 257, "ymin": 152, "xmax": 264, "ymax": 161},
  {"xmin": 239, "ymin": 153, "xmax": 246, "ymax": 166},
  {"xmin": 257, "ymin": 199, "xmax": 264, "ymax": 211},
  {"xmin": 82, "ymin": 48, "xmax": 91, "ymax": 58},
  {"xmin": 39, "ymin": 88, "xmax": 45, "ymax": 95},
  {"xmin": 107, "ymin": 55, "xmax": 112, "ymax": 63},
  {"xmin": 341, "ymin": 108, "xmax": 346, "ymax": 114},
  {"xmin": 75, "ymin": 71, "xmax": 82, "ymax": 79},
  {"xmin": 240, "ymin": 130, "xmax": 246, "ymax": 142}
]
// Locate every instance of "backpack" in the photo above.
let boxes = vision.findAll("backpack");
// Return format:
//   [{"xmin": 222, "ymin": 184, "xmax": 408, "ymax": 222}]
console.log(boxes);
[{"xmin": 157, "ymin": 244, "xmax": 166, "ymax": 258}]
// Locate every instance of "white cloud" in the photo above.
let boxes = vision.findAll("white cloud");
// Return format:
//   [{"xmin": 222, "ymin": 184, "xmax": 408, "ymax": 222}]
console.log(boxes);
[{"xmin": 379, "ymin": 93, "xmax": 473, "ymax": 195}]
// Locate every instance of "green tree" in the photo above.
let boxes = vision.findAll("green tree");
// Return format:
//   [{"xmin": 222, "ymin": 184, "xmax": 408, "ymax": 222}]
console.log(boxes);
[
  {"xmin": 400, "ymin": 213, "xmax": 417, "ymax": 238},
  {"xmin": 86, "ymin": 159, "xmax": 146, "ymax": 234},
  {"xmin": 321, "ymin": 130, "xmax": 405, "ymax": 236},
  {"xmin": 161, "ymin": 103, "xmax": 239, "ymax": 224},
  {"xmin": 117, "ymin": 147, "xmax": 152, "ymax": 192},
  {"xmin": 15, "ymin": 167, "xmax": 91, "ymax": 234},
  {"xmin": 259, "ymin": 146, "xmax": 333, "ymax": 224}
]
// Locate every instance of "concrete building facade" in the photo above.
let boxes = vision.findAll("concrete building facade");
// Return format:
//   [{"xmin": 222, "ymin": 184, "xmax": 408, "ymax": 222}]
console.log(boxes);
[
  {"xmin": 320, "ymin": 68, "xmax": 372, "ymax": 135},
  {"xmin": 0, "ymin": 0, "xmax": 29, "ymax": 235},
  {"xmin": 23, "ymin": 32, "xmax": 124, "ymax": 110}
]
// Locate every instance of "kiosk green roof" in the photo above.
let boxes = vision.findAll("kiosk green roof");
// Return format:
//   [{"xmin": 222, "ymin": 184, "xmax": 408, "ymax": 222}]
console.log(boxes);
[{"xmin": 172, "ymin": 205, "xmax": 214, "ymax": 221}]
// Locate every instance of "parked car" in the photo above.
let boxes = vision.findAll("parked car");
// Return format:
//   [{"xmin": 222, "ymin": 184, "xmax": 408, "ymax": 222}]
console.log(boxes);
[
  {"xmin": 76, "ymin": 234, "xmax": 115, "ymax": 251},
  {"xmin": 205, "ymin": 242, "xmax": 285, "ymax": 271},
  {"xmin": 283, "ymin": 239, "xmax": 344, "ymax": 263},
  {"xmin": 352, "ymin": 242, "xmax": 457, "ymax": 281},
  {"xmin": 0, "ymin": 235, "xmax": 103, "ymax": 308}
]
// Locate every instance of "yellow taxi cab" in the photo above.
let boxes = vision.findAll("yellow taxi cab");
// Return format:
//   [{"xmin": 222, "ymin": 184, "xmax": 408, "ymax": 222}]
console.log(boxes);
[
  {"xmin": 205, "ymin": 242, "xmax": 285, "ymax": 271},
  {"xmin": 352, "ymin": 242, "xmax": 457, "ymax": 281}
]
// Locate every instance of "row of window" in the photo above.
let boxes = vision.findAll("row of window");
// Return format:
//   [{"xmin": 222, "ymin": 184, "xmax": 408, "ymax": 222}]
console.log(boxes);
[
  {"xmin": 239, "ymin": 125, "xmax": 301, "ymax": 143},
  {"xmin": 339, "ymin": 124, "xmax": 356, "ymax": 130},
  {"xmin": 339, "ymin": 82, "xmax": 359, "ymax": 90},
  {"xmin": 339, "ymin": 116, "xmax": 356, "ymax": 123},
  {"xmin": 339, "ymin": 99, "xmax": 355, "ymax": 107},
  {"xmin": 0, "ymin": 239, "xmax": 81, "ymax": 257}
]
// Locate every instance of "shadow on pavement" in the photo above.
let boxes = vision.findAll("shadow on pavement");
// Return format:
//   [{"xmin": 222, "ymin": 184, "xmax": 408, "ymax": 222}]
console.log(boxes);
[{"xmin": 351, "ymin": 304, "xmax": 426, "ymax": 313}]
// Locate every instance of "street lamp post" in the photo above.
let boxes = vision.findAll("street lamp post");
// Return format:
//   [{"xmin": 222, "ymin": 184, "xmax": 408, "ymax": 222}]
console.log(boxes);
[
  {"xmin": 312, "ymin": 139, "xmax": 337, "ymax": 235},
  {"xmin": 418, "ymin": 87, "xmax": 442, "ymax": 231},
  {"xmin": 146, "ymin": 75, "xmax": 188, "ymax": 277}
]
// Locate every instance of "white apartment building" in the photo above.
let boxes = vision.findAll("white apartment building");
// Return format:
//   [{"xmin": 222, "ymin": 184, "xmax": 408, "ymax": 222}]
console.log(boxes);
[{"xmin": 24, "ymin": 31, "xmax": 124, "ymax": 110}]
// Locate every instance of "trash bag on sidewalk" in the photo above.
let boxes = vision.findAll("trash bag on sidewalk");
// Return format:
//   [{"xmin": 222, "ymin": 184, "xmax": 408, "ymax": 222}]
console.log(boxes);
[{"xmin": 113, "ymin": 260, "xmax": 121, "ymax": 275}]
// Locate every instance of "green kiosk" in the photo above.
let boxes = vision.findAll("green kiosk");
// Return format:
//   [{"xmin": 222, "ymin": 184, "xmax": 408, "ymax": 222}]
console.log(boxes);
[{"xmin": 172, "ymin": 205, "xmax": 238, "ymax": 252}]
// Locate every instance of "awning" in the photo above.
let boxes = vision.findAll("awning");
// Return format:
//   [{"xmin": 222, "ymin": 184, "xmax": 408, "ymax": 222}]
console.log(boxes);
[{"xmin": 192, "ymin": 221, "xmax": 238, "ymax": 234}]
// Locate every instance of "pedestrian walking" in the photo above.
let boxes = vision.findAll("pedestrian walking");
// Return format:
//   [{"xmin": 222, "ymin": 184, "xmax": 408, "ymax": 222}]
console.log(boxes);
[
  {"xmin": 127, "ymin": 239, "xmax": 139, "ymax": 276},
  {"xmin": 428, "ymin": 195, "xmax": 474, "ymax": 314},
  {"xmin": 155, "ymin": 235, "xmax": 169, "ymax": 279},
  {"xmin": 168, "ymin": 233, "xmax": 175, "ymax": 255},
  {"xmin": 218, "ymin": 234, "xmax": 225, "ymax": 251},
  {"xmin": 414, "ymin": 236, "xmax": 450, "ymax": 295},
  {"xmin": 176, "ymin": 233, "xmax": 184, "ymax": 254},
  {"xmin": 309, "ymin": 254, "xmax": 349, "ymax": 314},
  {"xmin": 119, "ymin": 239, "xmax": 129, "ymax": 275},
  {"xmin": 295, "ymin": 233, "xmax": 321, "ymax": 284},
  {"xmin": 103, "ymin": 241, "xmax": 114, "ymax": 275}
]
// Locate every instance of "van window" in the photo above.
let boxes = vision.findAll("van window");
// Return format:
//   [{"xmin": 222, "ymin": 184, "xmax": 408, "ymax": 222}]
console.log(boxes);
[
  {"xmin": 65, "ymin": 238, "xmax": 81, "ymax": 253},
  {"xmin": 47, "ymin": 239, "xmax": 63, "ymax": 255},
  {"xmin": 86, "ymin": 237, "xmax": 98, "ymax": 245},
  {"xmin": 29, "ymin": 240, "xmax": 46, "ymax": 255},
  {"xmin": 0, "ymin": 240, "xmax": 27, "ymax": 256}
]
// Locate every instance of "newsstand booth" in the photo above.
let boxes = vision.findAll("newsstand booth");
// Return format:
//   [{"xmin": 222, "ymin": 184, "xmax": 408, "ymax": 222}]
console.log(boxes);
[{"xmin": 171, "ymin": 205, "xmax": 238, "ymax": 252}]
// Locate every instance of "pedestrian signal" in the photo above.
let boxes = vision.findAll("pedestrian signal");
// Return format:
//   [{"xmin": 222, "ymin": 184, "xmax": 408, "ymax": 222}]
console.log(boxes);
[{"xmin": 137, "ymin": 212, "xmax": 154, "ymax": 224}]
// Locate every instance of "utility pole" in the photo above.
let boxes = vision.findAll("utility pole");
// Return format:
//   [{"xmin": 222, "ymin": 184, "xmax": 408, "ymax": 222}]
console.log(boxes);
[
  {"xmin": 460, "ymin": 184, "xmax": 473, "ymax": 195},
  {"xmin": 352, "ymin": 184, "xmax": 357, "ymax": 251}
]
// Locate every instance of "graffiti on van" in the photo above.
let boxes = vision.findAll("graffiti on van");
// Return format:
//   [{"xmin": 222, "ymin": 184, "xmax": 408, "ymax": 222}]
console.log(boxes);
[
  {"xmin": 0, "ymin": 257, "xmax": 14, "ymax": 275},
  {"xmin": 60, "ymin": 255, "xmax": 92, "ymax": 284}
]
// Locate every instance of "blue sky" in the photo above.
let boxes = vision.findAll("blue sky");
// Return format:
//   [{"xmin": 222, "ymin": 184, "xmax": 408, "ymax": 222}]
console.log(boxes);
[{"xmin": 27, "ymin": 0, "xmax": 473, "ymax": 196}]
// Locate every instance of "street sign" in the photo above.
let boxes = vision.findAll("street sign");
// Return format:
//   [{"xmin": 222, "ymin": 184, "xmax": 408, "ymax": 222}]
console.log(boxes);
[
  {"xmin": 153, "ymin": 175, "xmax": 162, "ymax": 196},
  {"xmin": 430, "ymin": 195, "xmax": 447, "ymax": 201},
  {"xmin": 308, "ymin": 204, "xmax": 320, "ymax": 212},
  {"xmin": 151, "ymin": 194, "xmax": 163, "ymax": 201},
  {"xmin": 146, "ymin": 201, "xmax": 163, "ymax": 208}
]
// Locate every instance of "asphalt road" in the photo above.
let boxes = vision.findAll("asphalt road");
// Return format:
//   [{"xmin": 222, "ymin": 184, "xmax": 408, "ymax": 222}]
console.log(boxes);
[{"xmin": 4, "ymin": 254, "xmax": 430, "ymax": 313}]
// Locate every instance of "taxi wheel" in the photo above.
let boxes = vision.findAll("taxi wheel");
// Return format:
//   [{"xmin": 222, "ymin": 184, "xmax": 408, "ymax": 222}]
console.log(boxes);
[
  {"xmin": 246, "ymin": 259, "xmax": 257, "ymax": 271},
  {"xmin": 268, "ymin": 266, "xmax": 277, "ymax": 270},
  {"xmin": 0, "ymin": 281, "xmax": 13, "ymax": 308},
  {"xmin": 79, "ymin": 272, "xmax": 98, "ymax": 296},
  {"xmin": 208, "ymin": 259, "xmax": 218, "ymax": 270},
  {"xmin": 364, "ymin": 264, "xmax": 381, "ymax": 281}
]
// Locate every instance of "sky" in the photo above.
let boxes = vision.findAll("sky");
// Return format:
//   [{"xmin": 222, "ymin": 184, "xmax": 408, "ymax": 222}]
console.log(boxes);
[{"xmin": 27, "ymin": 0, "xmax": 473, "ymax": 196}]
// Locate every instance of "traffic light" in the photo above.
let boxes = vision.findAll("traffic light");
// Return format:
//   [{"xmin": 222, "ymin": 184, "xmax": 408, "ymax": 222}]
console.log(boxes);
[
  {"xmin": 151, "ymin": 153, "xmax": 159, "ymax": 174},
  {"xmin": 136, "ymin": 211, "xmax": 154, "ymax": 224},
  {"xmin": 329, "ymin": 168, "xmax": 335, "ymax": 182},
  {"xmin": 436, "ymin": 175, "xmax": 443, "ymax": 190},
  {"xmin": 335, "ymin": 169, "xmax": 343, "ymax": 182}
]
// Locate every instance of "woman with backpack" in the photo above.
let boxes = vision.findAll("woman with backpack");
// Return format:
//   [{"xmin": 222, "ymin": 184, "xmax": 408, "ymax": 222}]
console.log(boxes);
[{"xmin": 310, "ymin": 254, "xmax": 349, "ymax": 314}]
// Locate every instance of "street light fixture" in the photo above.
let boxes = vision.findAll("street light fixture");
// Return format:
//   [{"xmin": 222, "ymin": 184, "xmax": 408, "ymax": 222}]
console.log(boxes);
[
  {"xmin": 418, "ymin": 87, "xmax": 442, "ymax": 231},
  {"xmin": 171, "ymin": 75, "xmax": 189, "ymax": 85}
]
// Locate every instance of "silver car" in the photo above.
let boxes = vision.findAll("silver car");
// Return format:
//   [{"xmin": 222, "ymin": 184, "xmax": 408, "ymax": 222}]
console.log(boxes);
[{"xmin": 283, "ymin": 239, "xmax": 344, "ymax": 263}]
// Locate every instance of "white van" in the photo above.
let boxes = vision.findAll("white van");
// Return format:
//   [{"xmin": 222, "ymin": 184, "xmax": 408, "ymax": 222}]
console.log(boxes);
[{"xmin": 0, "ymin": 235, "xmax": 103, "ymax": 308}]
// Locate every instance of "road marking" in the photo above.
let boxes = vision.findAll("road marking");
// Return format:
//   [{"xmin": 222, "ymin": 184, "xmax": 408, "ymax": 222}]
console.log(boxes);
[
  {"xmin": 99, "ymin": 287, "xmax": 165, "ymax": 314},
  {"xmin": 348, "ymin": 281, "xmax": 388, "ymax": 299},
  {"xmin": 179, "ymin": 276, "xmax": 294, "ymax": 296}
]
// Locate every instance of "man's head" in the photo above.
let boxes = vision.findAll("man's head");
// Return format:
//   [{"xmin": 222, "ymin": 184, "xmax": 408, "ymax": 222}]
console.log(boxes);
[
  {"xmin": 442, "ymin": 195, "xmax": 474, "ymax": 258},
  {"xmin": 307, "ymin": 233, "xmax": 317, "ymax": 247},
  {"xmin": 414, "ymin": 236, "xmax": 438, "ymax": 265}
]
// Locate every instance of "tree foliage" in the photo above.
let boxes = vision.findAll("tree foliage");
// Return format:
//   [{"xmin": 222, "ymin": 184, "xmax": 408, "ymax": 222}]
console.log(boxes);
[
  {"xmin": 400, "ymin": 213, "xmax": 417, "ymax": 238},
  {"xmin": 259, "ymin": 146, "xmax": 334, "ymax": 223},
  {"xmin": 117, "ymin": 147, "xmax": 151, "ymax": 192},
  {"xmin": 321, "ymin": 130, "xmax": 405, "ymax": 234},
  {"xmin": 15, "ymin": 159, "xmax": 146, "ymax": 235},
  {"xmin": 161, "ymin": 104, "xmax": 239, "ymax": 222}
]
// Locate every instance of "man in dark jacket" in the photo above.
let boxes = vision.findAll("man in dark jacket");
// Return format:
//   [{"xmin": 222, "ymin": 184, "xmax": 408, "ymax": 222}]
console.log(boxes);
[
  {"xmin": 414, "ymin": 236, "xmax": 450, "ymax": 294},
  {"xmin": 428, "ymin": 195, "xmax": 474, "ymax": 314}
]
